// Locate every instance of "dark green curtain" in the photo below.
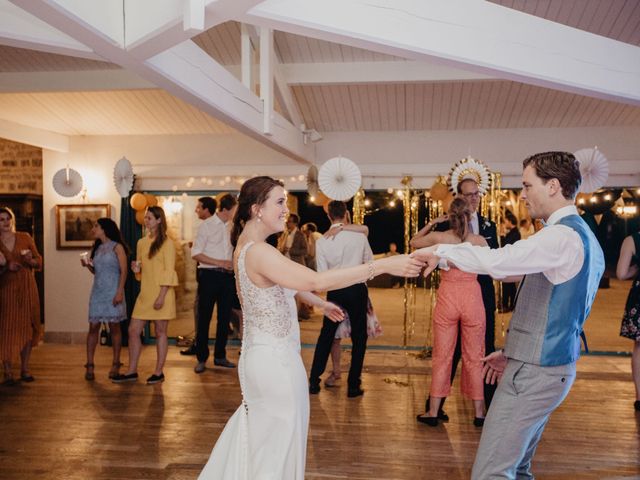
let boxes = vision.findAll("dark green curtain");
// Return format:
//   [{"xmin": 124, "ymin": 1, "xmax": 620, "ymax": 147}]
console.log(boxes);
[{"xmin": 120, "ymin": 194, "xmax": 142, "ymax": 345}]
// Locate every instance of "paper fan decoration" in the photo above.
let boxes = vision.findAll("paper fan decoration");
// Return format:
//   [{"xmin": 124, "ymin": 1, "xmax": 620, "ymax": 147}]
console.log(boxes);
[
  {"xmin": 318, "ymin": 156, "xmax": 362, "ymax": 201},
  {"xmin": 574, "ymin": 147, "xmax": 608, "ymax": 194},
  {"xmin": 113, "ymin": 156, "xmax": 134, "ymax": 197},
  {"xmin": 448, "ymin": 156, "xmax": 492, "ymax": 195},
  {"xmin": 307, "ymin": 165, "xmax": 319, "ymax": 197},
  {"xmin": 52, "ymin": 166, "xmax": 83, "ymax": 197}
]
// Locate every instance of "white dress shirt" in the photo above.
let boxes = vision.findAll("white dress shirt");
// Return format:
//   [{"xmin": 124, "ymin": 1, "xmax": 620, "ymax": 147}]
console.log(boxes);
[
  {"xmin": 470, "ymin": 212, "xmax": 479, "ymax": 235},
  {"xmin": 316, "ymin": 224, "xmax": 373, "ymax": 277},
  {"xmin": 191, "ymin": 213, "xmax": 232, "ymax": 268},
  {"xmin": 436, "ymin": 205, "xmax": 584, "ymax": 285}
]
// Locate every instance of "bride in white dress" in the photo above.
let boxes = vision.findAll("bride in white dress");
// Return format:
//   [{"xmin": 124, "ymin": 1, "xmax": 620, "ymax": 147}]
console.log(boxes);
[{"xmin": 199, "ymin": 177, "xmax": 423, "ymax": 480}]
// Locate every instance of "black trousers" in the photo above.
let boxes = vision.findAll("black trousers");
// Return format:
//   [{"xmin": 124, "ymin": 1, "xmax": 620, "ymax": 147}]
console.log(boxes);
[
  {"xmin": 450, "ymin": 274, "xmax": 497, "ymax": 407},
  {"xmin": 309, "ymin": 283, "xmax": 368, "ymax": 390},
  {"xmin": 195, "ymin": 269, "xmax": 234, "ymax": 363}
]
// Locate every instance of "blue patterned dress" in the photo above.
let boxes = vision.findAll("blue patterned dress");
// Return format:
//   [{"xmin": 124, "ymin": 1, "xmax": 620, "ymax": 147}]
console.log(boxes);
[
  {"xmin": 88, "ymin": 240, "xmax": 126, "ymax": 324},
  {"xmin": 620, "ymin": 232, "xmax": 640, "ymax": 340}
]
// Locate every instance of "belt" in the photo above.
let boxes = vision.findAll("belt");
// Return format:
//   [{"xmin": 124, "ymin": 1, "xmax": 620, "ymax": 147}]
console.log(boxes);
[{"xmin": 199, "ymin": 267, "xmax": 233, "ymax": 274}]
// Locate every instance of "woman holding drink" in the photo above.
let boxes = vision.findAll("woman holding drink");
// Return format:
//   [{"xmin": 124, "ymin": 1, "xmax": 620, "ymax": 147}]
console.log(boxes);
[
  {"xmin": 80, "ymin": 218, "xmax": 129, "ymax": 380},
  {"xmin": 0, "ymin": 206, "xmax": 42, "ymax": 386},
  {"xmin": 112, "ymin": 206, "xmax": 178, "ymax": 385}
]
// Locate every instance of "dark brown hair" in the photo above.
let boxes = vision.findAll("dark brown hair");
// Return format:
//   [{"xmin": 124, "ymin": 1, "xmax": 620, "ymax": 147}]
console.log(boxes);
[
  {"xmin": 448, "ymin": 197, "xmax": 473, "ymax": 241},
  {"xmin": 198, "ymin": 196, "xmax": 217, "ymax": 215},
  {"xmin": 146, "ymin": 206, "xmax": 168, "ymax": 258},
  {"xmin": 231, "ymin": 176, "xmax": 284, "ymax": 247},
  {"xmin": 327, "ymin": 201, "xmax": 347, "ymax": 221},
  {"xmin": 91, "ymin": 217, "xmax": 130, "ymax": 260},
  {"xmin": 218, "ymin": 193, "xmax": 237, "ymax": 212},
  {"xmin": 523, "ymin": 151, "xmax": 581, "ymax": 200}
]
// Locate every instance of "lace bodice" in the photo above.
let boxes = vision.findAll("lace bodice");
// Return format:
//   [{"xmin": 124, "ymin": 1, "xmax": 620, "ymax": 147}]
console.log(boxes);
[{"xmin": 236, "ymin": 241, "xmax": 298, "ymax": 341}]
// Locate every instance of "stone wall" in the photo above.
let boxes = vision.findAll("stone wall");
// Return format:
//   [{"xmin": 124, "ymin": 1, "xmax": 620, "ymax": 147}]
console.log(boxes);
[{"xmin": 0, "ymin": 138, "xmax": 43, "ymax": 194}]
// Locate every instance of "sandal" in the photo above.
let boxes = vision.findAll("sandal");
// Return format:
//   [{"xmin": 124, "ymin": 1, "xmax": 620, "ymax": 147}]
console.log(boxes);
[
  {"xmin": 108, "ymin": 362, "xmax": 122, "ymax": 379},
  {"xmin": 84, "ymin": 363, "xmax": 95, "ymax": 381}
]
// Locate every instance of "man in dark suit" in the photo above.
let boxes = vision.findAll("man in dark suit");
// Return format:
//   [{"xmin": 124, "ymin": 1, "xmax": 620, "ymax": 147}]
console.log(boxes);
[{"xmin": 419, "ymin": 177, "xmax": 499, "ymax": 423}]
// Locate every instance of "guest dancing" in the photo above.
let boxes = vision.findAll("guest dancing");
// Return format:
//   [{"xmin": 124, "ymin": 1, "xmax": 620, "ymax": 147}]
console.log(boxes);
[
  {"xmin": 112, "ymin": 206, "xmax": 178, "ymax": 385},
  {"xmin": 0, "ymin": 207, "xmax": 42, "ymax": 386},
  {"xmin": 413, "ymin": 152, "xmax": 604, "ymax": 479},
  {"xmin": 412, "ymin": 197, "xmax": 488, "ymax": 426},
  {"xmin": 81, "ymin": 218, "xmax": 129, "ymax": 381},
  {"xmin": 198, "ymin": 177, "xmax": 423, "ymax": 479},
  {"xmin": 617, "ymin": 229, "xmax": 640, "ymax": 411}
]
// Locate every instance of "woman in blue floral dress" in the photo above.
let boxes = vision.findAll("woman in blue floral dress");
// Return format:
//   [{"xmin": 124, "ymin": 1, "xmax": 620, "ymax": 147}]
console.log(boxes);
[
  {"xmin": 617, "ymin": 230, "xmax": 640, "ymax": 411},
  {"xmin": 81, "ymin": 218, "xmax": 129, "ymax": 380}
]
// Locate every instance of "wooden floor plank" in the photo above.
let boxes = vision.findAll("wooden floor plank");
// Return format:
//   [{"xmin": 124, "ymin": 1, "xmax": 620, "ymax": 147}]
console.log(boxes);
[{"xmin": 1, "ymin": 344, "xmax": 639, "ymax": 479}]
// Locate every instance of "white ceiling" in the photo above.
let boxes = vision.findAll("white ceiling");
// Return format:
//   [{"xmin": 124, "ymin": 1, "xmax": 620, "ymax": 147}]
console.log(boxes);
[{"xmin": 0, "ymin": 0, "xmax": 639, "ymax": 162}]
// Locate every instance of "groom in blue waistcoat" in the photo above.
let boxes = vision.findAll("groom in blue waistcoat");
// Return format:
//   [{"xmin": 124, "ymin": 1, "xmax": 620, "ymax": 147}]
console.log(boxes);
[{"xmin": 413, "ymin": 151, "xmax": 604, "ymax": 479}]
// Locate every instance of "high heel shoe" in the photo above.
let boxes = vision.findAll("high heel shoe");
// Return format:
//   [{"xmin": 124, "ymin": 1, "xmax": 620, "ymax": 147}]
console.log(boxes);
[
  {"xmin": 325, "ymin": 372, "xmax": 341, "ymax": 387},
  {"xmin": 84, "ymin": 363, "xmax": 95, "ymax": 381},
  {"xmin": 108, "ymin": 362, "xmax": 122, "ymax": 379}
]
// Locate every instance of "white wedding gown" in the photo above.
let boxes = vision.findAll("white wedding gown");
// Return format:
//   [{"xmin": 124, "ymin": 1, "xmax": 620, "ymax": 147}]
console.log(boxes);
[{"xmin": 199, "ymin": 241, "xmax": 309, "ymax": 480}]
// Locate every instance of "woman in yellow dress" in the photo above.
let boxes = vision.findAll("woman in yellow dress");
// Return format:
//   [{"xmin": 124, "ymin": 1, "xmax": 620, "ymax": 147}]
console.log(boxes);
[{"xmin": 112, "ymin": 206, "xmax": 178, "ymax": 385}]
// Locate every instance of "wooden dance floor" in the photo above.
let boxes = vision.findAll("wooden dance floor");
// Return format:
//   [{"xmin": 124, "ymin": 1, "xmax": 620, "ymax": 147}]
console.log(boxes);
[{"xmin": 0, "ymin": 344, "xmax": 639, "ymax": 479}]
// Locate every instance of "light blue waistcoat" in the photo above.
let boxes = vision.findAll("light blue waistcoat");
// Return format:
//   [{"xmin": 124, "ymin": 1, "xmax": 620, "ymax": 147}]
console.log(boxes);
[{"xmin": 504, "ymin": 214, "xmax": 604, "ymax": 366}]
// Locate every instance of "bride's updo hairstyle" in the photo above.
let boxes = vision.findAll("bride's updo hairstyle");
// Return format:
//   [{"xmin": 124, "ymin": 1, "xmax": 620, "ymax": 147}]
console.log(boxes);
[
  {"xmin": 448, "ymin": 197, "xmax": 473, "ymax": 241},
  {"xmin": 231, "ymin": 176, "xmax": 285, "ymax": 247}
]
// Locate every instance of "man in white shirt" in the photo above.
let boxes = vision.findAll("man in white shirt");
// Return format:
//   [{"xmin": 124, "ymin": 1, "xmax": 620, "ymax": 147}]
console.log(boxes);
[
  {"xmin": 413, "ymin": 152, "xmax": 604, "ymax": 479},
  {"xmin": 309, "ymin": 201, "xmax": 374, "ymax": 398},
  {"xmin": 192, "ymin": 194, "xmax": 238, "ymax": 373}
]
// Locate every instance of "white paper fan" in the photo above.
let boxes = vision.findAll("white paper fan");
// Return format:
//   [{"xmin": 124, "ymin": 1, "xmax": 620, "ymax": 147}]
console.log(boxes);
[
  {"xmin": 574, "ymin": 148, "xmax": 609, "ymax": 194},
  {"xmin": 318, "ymin": 156, "xmax": 362, "ymax": 201},
  {"xmin": 307, "ymin": 165, "xmax": 319, "ymax": 196},
  {"xmin": 52, "ymin": 166, "xmax": 83, "ymax": 197},
  {"xmin": 113, "ymin": 156, "xmax": 134, "ymax": 197}
]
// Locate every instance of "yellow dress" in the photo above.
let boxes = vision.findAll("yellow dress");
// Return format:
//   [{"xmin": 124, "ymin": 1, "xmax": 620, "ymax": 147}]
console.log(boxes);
[{"xmin": 132, "ymin": 236, "xmax": 178, "ymax": 320}]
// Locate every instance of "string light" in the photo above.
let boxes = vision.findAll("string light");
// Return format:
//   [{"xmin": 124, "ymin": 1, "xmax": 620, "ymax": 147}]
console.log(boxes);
[
  {"xmin": 604, "ymin": 193, "xmax": 611, "ymax": 201},
  {"xmin": 298, "ymin": 174, "xmax": 305, "ymax": 181},
  {"xmin": 389, "ymin": 200, "xmax": 396, "ymax": 207},
  {"xmin": 396, "ymin": 190, "xmax": 404, "ymax": 198},
  {"xmin": 590, "ymin": 197, "xmax": 597, "ymax": 203},
  {"xmin": 387, "ymin": 187, "xmax": 394, "ymax": 194},
  {"xmin": 364, "ymin": 199, "xmax": 371, "ymax": 207},
  {"xmin": 577, "ymin": 197, "xmax": 585, "ymax": 205}
]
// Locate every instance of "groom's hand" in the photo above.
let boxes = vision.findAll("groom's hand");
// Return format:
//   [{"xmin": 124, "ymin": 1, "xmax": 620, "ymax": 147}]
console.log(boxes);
[{"xmin": 410, "ymin": 246, "xmax": 439, "ymax": 276}]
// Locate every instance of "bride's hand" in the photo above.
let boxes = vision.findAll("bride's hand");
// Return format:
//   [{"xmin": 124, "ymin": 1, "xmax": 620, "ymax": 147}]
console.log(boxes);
[
  {"xmin": 322, "ymin": 302, "xmax": 345, "ymax": 323},
  {"xmin": 378, "ymin": 254, "xmax": 424, "ymax": 278},
  {"xmin": 411, "ymin": 246, "xmax": 439, "ymax": 276}
]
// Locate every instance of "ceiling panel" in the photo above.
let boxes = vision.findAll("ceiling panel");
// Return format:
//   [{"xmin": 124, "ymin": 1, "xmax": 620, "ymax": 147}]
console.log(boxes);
[
  {"xmin": 292, "ymin": 80, "xmax": 640, "ymax": 132},
  {"xmin": 0, "ymin": 45, "xmax": 116, "ymax": 72},
  {"xmin": 489, "ymin": 0, "xmax": 640, "ymax": 46},
  {"xmin": 0, "ymin": 89, "xmax": 236, "ymax": 135}
]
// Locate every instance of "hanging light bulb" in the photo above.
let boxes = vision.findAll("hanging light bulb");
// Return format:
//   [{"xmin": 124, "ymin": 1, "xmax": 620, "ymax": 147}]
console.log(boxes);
[
  {"xmin": 590, "ymin": 196, "xmax": 598, "ymax": 203},
  {"xmin": 298, "ymin": 174, "xmax": 305, "ymax": 181},
  {"xmin": 387, "ymin": 187, "xmax": 394, "ymax": 194},
  {"xmin": 364, "ymin": 199, "xmax": 371, "ymax": 207},
  {"xmin": 604, "ymin": 193, "xmax": 611, "ymax": 201},
  {"xmin": 389, "ymin": 200, "xmax": 396, "ymax": 207}
]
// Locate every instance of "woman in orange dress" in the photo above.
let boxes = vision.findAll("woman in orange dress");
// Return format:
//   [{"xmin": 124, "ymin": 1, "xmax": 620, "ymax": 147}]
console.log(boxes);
[{"xmin": 0, "ymin": 207, "xmax": 42, "ymax": 386}]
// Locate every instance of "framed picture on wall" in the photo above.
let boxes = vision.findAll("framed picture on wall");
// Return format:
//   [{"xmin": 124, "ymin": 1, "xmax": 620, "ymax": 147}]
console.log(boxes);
[{"xmin": 55, "ymin": 204, "xmax": 111, "ymax": 249}]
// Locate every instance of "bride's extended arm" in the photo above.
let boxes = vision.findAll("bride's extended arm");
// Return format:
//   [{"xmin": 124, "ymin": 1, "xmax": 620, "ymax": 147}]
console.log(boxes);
[
  {"xmin": 296, "ymin": 291, "xmax": 344, "ymax": 322},
  {"xmin": 248, "ymin": 243, "xmax": 423, "ymax": 292}
]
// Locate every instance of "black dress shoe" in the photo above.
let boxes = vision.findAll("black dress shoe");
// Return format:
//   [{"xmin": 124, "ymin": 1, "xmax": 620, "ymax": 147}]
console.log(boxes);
[
  {"xmin": 634, "ymin": 400, "xmax": 640, "ymax": 411},
  {"xmin": 214, "ymin": 358, "xmax": 236, "ymax": 368},
  {"xmin": 473, "ymin": 417, "xmax": 485, "ymax": 427},
  {"xmin": 347, "ymin": 387, "xmax": 364, "ymax": 398},
  {"xmin": 180, "ymin": 345, "xmax": 197, "ymax": 356},
  {"xmin": 416, "ymin": 414, "xmax": 439, "ymax": 427},
  {"xmin": 146, "ymin": 373, "xmax": 165, "ymax": 384},
  {"xmin": 309, "ymin": 383, "xmax": 320, "ymax": 394}
]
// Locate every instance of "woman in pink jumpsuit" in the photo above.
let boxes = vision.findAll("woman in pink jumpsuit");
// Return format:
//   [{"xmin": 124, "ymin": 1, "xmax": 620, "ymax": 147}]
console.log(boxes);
[{"xmin": 410, "ymin": 198, "xmax": 488, "ymax": 425}]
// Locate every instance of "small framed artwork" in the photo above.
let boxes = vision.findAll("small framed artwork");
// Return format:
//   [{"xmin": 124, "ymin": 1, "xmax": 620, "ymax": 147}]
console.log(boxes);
[{"xmin": 56, "ymin": 204, "xmax": 111, "ymax": 249}]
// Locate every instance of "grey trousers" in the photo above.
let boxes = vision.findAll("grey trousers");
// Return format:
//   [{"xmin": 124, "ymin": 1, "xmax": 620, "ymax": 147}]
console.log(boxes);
[{"xmin": 471, "ymin": 359, "xmax": 576, "ymax": 480}]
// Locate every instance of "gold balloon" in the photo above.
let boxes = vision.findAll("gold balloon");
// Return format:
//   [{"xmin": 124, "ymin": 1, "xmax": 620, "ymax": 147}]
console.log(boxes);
[
  {"xmin": 313, "ymin": 191, "xmax": 329, "ymax": 206},
  {"xmin": 144, "ymin": 193, "xmax": 158, "ymax": 207},
  {"xmin": 442, "ymin": 191, "xmax": 454, "ymax": 212},
  {"xmin": 430, "ymin": 181, "xmax": 449, "ymax": 201},
  {"xmin": 135, "ymin": 209, "xmax": 146, "ymax": 226},
  {"xmin": 322, "ymin": 198, "xmax": 331, "ymax": 214},
  {"xmin": 130, "ymin": 192, "xmax": 147, "ymax": 211}
]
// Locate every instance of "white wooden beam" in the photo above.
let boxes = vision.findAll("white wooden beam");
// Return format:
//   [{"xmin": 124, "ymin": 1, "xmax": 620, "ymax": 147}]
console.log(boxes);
[
  {"xmin": 240, "ymin": 23, "xmax": 253, "ymax": 90},
  {"xmin": 244, "ymin": 0, "xmax": 640, "ymax": 106},
  {"xmin": 282, "ymin": 61, "xmax": 493, "ymax": 85},
  {"xmin": 126, "ymin": 0, "xmax": 264, "ymax": 60},
  {"xmin": 0, "ymin": 118, "xmax": 69, "ymax": 152},
  {"xmin": 260, "ymin": 27, "xmax": 274, "ymax": 135},
  {"xmin": 9, "ymin": 0, "xmax": 313, "ymax": 164},
  {"xmin": 0, "ymin": 0, "xmax": 101, "ymax": 60},
  {"xmin": 183, "ymin": 0, "xmax": 206, "ymax": 34},
  {"xmin": 0, "ymin": 70, "xmax": 155, "ymax": 92}
]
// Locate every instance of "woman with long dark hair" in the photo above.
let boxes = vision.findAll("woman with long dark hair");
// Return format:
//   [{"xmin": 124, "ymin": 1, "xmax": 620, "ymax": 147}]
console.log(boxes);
[
  {"xmin": 112, "ymin": 206, "xmax": 178, "ymax": 385},
  {"xmin": 81, "ymin": 217, "xmax": 129, "ymax": 380},
  {"xmin": 198, "ymin": 177, "xmax": 423, "ymax": 479},
  {"xmin": 411, "ymin": 197, "xmax": 489, "ymax": 426},
  {"xmin": 0, "ymin": 206, "xmax": 42, "ymax": 386}
]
